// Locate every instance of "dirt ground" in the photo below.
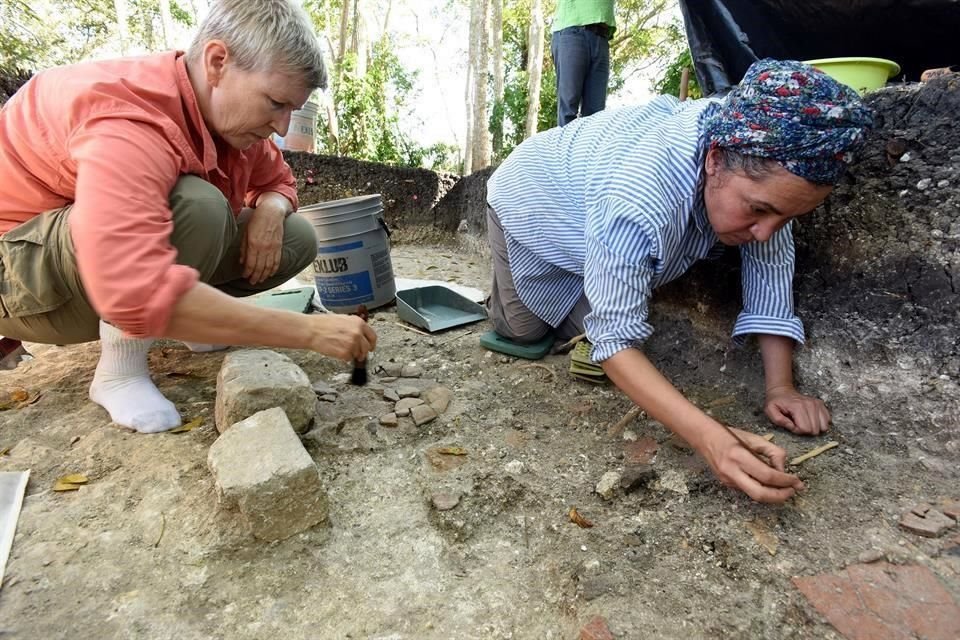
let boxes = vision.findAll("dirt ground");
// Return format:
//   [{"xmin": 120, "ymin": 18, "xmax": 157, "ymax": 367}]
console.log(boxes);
[{"xmin": 0, "ymin": 240, "xmax": 957, "ymax": 640}]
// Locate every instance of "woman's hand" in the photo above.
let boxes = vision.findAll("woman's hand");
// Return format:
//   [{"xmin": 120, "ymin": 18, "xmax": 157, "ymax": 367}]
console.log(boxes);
[
  {"xmin": 307, "ymin": 314, "xmax": 377, "ymax": 362},
  {"xmin": 700, "ymin": 426, "xmax": 804, "ymax": 504},
  {"xmin": 241, "ymin": 206, "xmax": 285, "ymax": 285},
  {"xmin": 765, "ymin": 385, "xmax": 831, "ymax": 435}
]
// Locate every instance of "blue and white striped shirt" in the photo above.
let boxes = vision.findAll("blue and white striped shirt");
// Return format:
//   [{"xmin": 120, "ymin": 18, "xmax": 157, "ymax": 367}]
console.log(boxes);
[{"xmin": 487, "ymin": 96, "xmax": 805, "ymax": 362}]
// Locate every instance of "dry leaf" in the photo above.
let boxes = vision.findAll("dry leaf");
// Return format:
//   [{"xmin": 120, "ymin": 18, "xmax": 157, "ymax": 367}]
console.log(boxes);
[
  {"xmin": 170, "ymin": 417, "xmax": 203, "ymax": 434},
  {"xmin": 0, "ymin": 446, "xmax": 10, "ymax": 456},
  {"xmin": 762, "ymin": 433, "xmax": 775, "ymax": 441},
  {"xmin": 53, "ymin": 473, "xmax": 89, "ymax": 492},
  {"xmin": 569, "ymin": 507, "xmax": 594, "ymax": 529},
  {"xmin": 745, "ymin": 520, "xmax": 779, "ymax": 556},
  {"xmin": 58, "ymin": 474, "xmax": 89, "ymax": 485},
  {"xmin": 10, "ymin": 389, "xmax": 29, "ymax": 403},
  {"xmin": 53, "ymin": 480, "xmax": 83, "ymax": 492},
  {"xmin": 436, "ymin": 446, "xmax": 467, "ymax": 456}
]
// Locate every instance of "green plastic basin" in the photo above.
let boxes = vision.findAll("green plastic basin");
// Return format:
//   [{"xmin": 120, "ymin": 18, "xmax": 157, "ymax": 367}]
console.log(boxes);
[{"xmin": 804, "ymin": 57, "xmax": 901, "ymax": 95}]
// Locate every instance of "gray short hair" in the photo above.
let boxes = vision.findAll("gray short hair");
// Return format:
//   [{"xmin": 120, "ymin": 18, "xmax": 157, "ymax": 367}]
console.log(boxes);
[{"xmin": 188, "ymin": 0, "xmax": 327, "ymax": 90}]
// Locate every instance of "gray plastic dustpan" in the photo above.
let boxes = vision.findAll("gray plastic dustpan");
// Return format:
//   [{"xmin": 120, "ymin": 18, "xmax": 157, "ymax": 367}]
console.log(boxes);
[{"xmin": 396, "ymin": 285, "xmax": 487, "ymax": 332}]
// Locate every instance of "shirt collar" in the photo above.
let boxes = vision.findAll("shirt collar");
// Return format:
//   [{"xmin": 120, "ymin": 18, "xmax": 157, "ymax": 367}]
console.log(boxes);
[{"xmin": 174, "ymin": 52, "xmax": 224, "ymax": 177}]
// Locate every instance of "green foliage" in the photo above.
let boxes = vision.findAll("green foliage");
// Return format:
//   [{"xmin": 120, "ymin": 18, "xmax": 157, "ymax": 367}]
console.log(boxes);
[
  {"xmin": 0, "ymin": 0, "xmax": 194, "ymax": 70},
  {"xmin": 655, "ymin": 47, "xmax": 701, "ymax": 99},
  {"xmin": 317, "ymin": 40, "xmax": 456, "ymax": 172}
]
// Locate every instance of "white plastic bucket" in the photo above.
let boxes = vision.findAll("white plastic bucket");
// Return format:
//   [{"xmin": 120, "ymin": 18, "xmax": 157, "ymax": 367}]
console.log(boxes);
[
  {"xmin": 276, "ymin": 100, "xmax": 319, "ymax": 152},
  {"xmin": 301, "ymin": 195, "xmax": 396, "ymax": 313}
]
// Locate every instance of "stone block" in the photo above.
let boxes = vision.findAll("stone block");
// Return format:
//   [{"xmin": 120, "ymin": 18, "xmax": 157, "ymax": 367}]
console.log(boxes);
[
  {"xmin": 410, "ymin": 403, "xmax": 438, "ymax": 426},
  {"xmin": 216, "ymin": 350, "xmax": 315, "ymax": 434},
  {"xmin": 208, "ymin": 408, "xmax": 328, "ymax": 541}
]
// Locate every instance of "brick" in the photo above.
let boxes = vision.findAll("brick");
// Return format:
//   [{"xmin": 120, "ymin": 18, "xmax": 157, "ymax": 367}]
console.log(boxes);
[
  {"xmin": 624, "ymin": 437, "xmax": 658, "ymax": 465},
  {"xmin": 580, "ymin": 615, "xmax": 614, "ymax": 640},
  {"xmin": 208, "ymin": 408, "xmax": 328, "ymax": 541},
  {"xmin": 215, "ymin": 350, "xmax": 315, "ymax": 434},
  {"xmin": 793, "ymin": 562, "xmax": 960, "ymax": 640},
  {"xmin": 899, "ymin": 507, "xmax": 956, "ymax": 538}
]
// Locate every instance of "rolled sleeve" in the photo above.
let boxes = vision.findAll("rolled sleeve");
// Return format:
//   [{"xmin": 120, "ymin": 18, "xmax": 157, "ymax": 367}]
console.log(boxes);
[
  {"xmin": 69, "ymin": 118, "xmax": 199, "ymax": 338},
  {"xmin": 733, "ymin": 223, "xmax": 805, "ymax": 345},
  {"xmin": 583, "ymin": 198, "xmax": 658, "ymax": 363},
  {"xmin": 244, "ymin": 140, "xmax": 299, "ymax": 211}
]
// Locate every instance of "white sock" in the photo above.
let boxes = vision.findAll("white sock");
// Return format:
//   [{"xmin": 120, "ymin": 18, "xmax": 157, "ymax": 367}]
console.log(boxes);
[
  {"xmin": 89, "ymin": 321, "xmax": 181, "ymax": 433},
  {"xmin": 181, "ymin": 341, "xmax": 229, "ymax": 353}
]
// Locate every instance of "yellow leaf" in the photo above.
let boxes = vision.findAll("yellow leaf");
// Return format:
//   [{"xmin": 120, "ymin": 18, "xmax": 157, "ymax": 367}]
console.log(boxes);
[
  {"xmin": 58, "ymin": 474, "xmax": 89, "ymax": 485},
  {"xmin": 53, "ymin": 480, "xmax": 83, "ymax": 492},
  {"xmin": 569, "ymin": 507, "xmax": 594, "ymax": 529},
  {"xmin": 0, "ymin": 446, "xmax": 10, "ymax": 456},
  {"xmin": 436, "ymin": 446, "xmax": 467, "ymax": 456},
  {"xmin": 170, "ymin": 417, "xmax": 203, "ymax": 434},
  {"xmin": 10, "ymin": 389, "xmax": 28, "ymax": 403}
]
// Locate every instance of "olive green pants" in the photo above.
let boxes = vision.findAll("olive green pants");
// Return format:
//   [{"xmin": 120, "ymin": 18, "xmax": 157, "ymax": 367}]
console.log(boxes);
[{"xmin": 0, "ymin": 175, "xmax": 316, "ymax": 344}]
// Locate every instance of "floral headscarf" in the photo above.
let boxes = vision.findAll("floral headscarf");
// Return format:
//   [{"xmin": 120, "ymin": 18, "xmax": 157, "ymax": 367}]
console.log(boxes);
[{"xmin": 704, "ymin": 59, "xmax": 874, "ymax": 185}]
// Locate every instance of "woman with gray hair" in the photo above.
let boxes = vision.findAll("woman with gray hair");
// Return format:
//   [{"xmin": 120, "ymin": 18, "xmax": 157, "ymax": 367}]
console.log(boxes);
[{"xmin": 0, "ymin": 0, "xmax": 376, "ymax": 433}]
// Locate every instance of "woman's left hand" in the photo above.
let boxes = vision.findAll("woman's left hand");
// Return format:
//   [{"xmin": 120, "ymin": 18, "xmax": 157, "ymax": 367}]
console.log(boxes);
[
  {"xmin": 241, "ymin": 206, "xmax": 285, "ymax": 285},
  {"xmin": 764, "ymin": 385, "xmax": 831, "ymax": 436}
]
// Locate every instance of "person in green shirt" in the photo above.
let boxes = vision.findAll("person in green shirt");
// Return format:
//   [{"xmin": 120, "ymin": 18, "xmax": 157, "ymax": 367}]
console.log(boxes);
[{"xmin": 551, "ymin": 0, "xmax": 616, "ymax": 126}]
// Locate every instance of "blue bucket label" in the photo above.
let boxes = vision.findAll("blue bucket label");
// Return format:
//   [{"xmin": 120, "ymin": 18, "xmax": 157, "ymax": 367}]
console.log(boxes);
[{"xmin": 314, "ymin": 271, "xmax": 374, "ymax": 307}]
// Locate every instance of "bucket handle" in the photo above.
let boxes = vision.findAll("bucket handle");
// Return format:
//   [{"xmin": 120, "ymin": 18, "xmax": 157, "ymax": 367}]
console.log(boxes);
[{"xmin": 378, "ymin": 217, "xmax": 392, "ymax": 238}]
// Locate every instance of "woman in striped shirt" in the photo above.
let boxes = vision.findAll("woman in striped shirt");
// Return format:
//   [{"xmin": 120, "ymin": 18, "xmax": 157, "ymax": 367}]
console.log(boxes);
[{"xmin": 486, "ymin": 59, "xmax": 873, "ymax": 504}]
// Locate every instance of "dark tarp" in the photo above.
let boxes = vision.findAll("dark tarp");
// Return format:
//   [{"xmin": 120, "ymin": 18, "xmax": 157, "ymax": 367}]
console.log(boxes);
[{"xmin": 679, "ymin": 0, "xmax": 960, "ymax": 95}]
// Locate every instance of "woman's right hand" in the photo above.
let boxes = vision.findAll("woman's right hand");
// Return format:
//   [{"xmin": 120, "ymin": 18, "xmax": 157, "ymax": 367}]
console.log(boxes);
[
  {"xmin": 308, "ymin": 314, "xmax": 377, "ymax": 362},
  {"xmin": 700, "ymin": 426, "xmax": 804, "ymax": 504}
]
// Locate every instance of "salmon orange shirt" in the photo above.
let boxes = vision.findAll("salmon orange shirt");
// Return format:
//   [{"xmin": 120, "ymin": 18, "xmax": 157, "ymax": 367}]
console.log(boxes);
[{"xmin": 0, "ymin": 51, "xmax": 299, "ymax": 337}]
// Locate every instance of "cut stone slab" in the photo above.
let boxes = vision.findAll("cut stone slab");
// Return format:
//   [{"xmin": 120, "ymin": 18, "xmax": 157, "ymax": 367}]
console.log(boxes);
[
  {"xmin": 939, "ymin": 499, "xmax": 959, "ymax": 521},
  {"xmin": 410, "ymin": 403, "xmax": 438, "ymax": 426},
  {"xmin": 793, "ymin": 562, "xmax": 960, "ymax": 640},
  {"xmin": 215, "ymin": 350, "xmax": 315, "ymax": 434},
  {"xmin": 401, "ymin": 363, "xmax": 422, "ymax": 378},
  {"xmin": 899, "ymin": 504, "xmax": 956, "ymax": 538},
  {"xmin": 423, "ymin": 386, "xmax": 453, "ymax": 414},
  {"xmin": 395, "ymin": 397, "xmax": 425, "ymax": 416},
  {"xmin": 379, "ymin": 413, "xmax": 398, "ymax": 427},
  {"xmin": 383, "ymin": 388, "xmax": 400, "ymax": 402},
  {"xmin": 207, "ymin": 408, "xmax": 328, "ymax": 542},
  {"xmin": 595, "ymin": 471, "xmax": 621, "ymax": 501},
  {"xmin": 311, "ymin": 380, "xmax": 337, "ymax": 396},
  {"xmin": 396, "ymin": 386, "xmax": 421, "ymax": 398},
  {"xmin": 378, "ymin": 362, "xmax": 404, "ymax": 377}
]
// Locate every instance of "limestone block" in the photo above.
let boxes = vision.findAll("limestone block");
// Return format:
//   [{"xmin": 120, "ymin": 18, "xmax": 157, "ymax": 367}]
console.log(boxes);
[
  {"xmin": 208, "ymin": 408, "xmax": 328, "ymax": 541},
  {"xmin": 216, "ymin": 350, "xmax": 315, "ymax": 434}
]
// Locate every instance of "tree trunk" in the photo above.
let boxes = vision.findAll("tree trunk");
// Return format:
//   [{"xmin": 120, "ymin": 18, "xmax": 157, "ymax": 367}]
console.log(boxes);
[
  {"xmin": 491, "ymin": 0, "xmax": 504, "ymax": 154},
  {"xmin": 463, "ymin": 0, "xmax": 480, "ymax": 174},
  {"xmin": 338, "ymin": 0, "xmax": 351, "ymax": 65},
  {"xmin": 470, "ymin": 0, "xmax": 491, "ymax": 171},
  {"xmin": 524, "ymin": 0, "xmax": 545, "ymax": 139},
  {"xmin": 351, "ymin": 0, "xmax": 367, "ymax": 78},
  {"xmin": 113, "ymin": 0, "xmax": 130, "ymax": 55},
  {"xmin": 159, "ymin": 0, "xmax": 174, "ymax": 49}
]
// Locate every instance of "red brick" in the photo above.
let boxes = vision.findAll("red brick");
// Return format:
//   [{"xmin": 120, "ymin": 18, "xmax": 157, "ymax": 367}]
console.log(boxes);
[
  {"xmin": 793, "ymin": 562, "xmax": 960, "ymax": 640},
  {"xmin": 624, "ymin": 437, "xmax": 658, "ymax": 465},
  {"xmin": 580, "ymin": 616, "xmax": 614, "ymax": 640}
]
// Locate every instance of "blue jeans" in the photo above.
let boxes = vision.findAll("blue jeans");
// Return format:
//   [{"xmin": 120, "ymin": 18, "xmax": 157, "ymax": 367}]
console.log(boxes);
[{"xmin": 551, "ymin": 26, "xmax": 610, "ymax": 126}]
